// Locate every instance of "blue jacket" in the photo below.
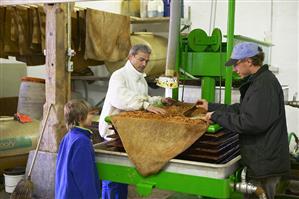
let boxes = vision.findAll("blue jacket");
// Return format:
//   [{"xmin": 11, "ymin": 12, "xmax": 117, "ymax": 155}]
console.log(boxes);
[{"xmin": 55, "ymin": 126, "xmax": 100, "ymax": 199}]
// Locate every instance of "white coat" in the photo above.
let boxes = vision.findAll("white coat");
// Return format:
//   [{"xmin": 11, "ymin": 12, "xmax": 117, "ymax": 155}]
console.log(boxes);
[{"xmin": 99, "ymin": 60, "xmax": 162, "ymax": 140}]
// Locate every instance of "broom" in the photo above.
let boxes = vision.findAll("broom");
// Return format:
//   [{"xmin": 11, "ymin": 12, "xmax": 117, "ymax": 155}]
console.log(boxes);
[{"xmin": 10, "ymin": 104, "xmax": 53, "ymax": 199}]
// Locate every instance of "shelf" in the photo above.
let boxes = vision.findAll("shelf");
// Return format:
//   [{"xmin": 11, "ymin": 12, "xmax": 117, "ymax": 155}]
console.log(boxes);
[
  {"xmin": 71, "ymin": 75, "xmax": 109, "ymax": 81},
  {"xmin": 0, "ymin": 0, "xmax": 98, "ymax": 6},
  {"xmin": 130, "ymin": 16, "xmax": 170, "ymax": 24}
]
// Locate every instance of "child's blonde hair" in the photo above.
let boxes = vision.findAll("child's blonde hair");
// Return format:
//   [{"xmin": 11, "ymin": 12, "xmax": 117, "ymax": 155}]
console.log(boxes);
[{"xmin": 64, "ymin": 99, "xmax": 91, "ymax": 130}]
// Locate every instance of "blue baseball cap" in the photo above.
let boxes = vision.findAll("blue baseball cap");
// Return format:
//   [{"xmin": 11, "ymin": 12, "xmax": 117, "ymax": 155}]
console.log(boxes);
[{"xmin": 225, "ymin": 42, "xmax": 260, "ymax": 66}]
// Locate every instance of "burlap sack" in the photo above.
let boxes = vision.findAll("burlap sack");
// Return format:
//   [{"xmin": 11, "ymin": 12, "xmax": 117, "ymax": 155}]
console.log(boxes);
[
  {"xmin": 111, "ymin": 105, "xmax": 209, "ymax": 176},
  {"xmin": 85, "ymin": 8, "xmax": 131, "ymax": 62}
]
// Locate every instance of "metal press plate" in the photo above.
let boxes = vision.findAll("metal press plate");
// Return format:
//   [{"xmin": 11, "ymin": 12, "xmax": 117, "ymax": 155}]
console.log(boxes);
[{"xmin": 94, "ymin": 143, "xmax": 241, "ymax": 179}]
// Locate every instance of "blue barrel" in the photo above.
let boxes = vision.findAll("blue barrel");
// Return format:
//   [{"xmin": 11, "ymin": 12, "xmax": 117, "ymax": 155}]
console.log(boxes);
[
  {"xmin": 163, "ymin": 0, "xmax": 184, "ymax": 17},
  {"xmin": 163, "ymin": 0, "xmax": 170, "ymax": 16}
]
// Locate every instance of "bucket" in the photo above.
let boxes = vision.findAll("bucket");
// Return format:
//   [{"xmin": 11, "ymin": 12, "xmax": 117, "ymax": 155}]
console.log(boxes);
[
  {"xmin": 3, "ymin": 167, "xmax": 25, "ymax": 193},
  {"xmin": 163, "ymin": 0, "xmax": 170, "ymax": 17},
  {"xmin": 17, "ymin": 77, "xmax": 45, "ymax": 120}
]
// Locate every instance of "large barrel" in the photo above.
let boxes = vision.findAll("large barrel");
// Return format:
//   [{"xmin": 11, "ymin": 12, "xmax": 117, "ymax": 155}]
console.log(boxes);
[
  {"xmin": 0, "ymin": 60, "xmax": 27, "ymax": 116},
  {"xmin": 105, "ymin": 32, "xmax": 167, "ymax": 77},
  {"xmin": 121, "ymin": 0, "xmax": 140, "ymax": 17},
  {"xmin": 17, "ymin": 77, "xmax": 45, "ymax": 120},
  {"xmin": 0, "ymin": 117, "xmax": 39, "ymax": 175}
]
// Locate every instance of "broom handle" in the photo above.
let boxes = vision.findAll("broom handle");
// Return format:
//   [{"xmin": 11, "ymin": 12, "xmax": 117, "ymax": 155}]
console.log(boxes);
[{"xmin": 27, "ymin": 104, "xmax": 53, "ymax": 178}]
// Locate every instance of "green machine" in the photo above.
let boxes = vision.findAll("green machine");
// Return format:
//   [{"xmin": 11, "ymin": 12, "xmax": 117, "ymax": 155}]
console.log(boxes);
[
  {"xmin": 174, "ymin": 27, "xmax": 233, "ymax": 103},
  {"xmin": 171, "ymin": 0, "xmax": 237, "ymax": 105},
  {"xmin": 94, "ymin": 0, "xmax": 246, "ymax": 198},
  {"xmin": 95, "ymin": 145, "xmax": 242, "ymax": 199}
]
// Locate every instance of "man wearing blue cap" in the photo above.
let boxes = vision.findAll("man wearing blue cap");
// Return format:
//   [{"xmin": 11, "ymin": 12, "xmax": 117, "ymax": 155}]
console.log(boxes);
[{"xmin": 197, "ymin": 42, "xmax": 290, "ymax": 199}]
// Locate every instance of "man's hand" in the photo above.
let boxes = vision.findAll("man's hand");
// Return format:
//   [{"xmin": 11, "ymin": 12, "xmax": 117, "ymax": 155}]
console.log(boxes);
[
  {"xmin": 161, "ymin": 97, "xmax": 176, "ymax": 106},
  {"xmin": 196, "ymin": 99, "xmax": 208, "ymax": 112},
  {"xmin": 146, "ymin": 105, "xmax": 167, "ymax": 114},
  {"xmin": 204, "ymin": 111, "xmax": 214, "ymax": 124}
]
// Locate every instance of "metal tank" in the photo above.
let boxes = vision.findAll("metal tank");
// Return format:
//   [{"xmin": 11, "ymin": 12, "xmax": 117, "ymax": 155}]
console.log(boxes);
[
  {"xmin": 105, "ymin": 32, "xmax": 167, "ymax": 77},
  {"xmin": 0, "ymin": 117, "xmax": 39, "ymax": 175}
]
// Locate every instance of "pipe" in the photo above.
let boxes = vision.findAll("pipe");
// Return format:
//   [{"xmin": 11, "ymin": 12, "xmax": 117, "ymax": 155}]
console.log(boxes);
[
  {"xmin": 233, "ymin": 168, "xmax": 268, "ymax": 199},
  {"xmin": 270, "ymin": 0, "xmax": 274, "ymax": 34},
  {"xmin": 67, "ymin": 3, "xmax": 74, "ymax": 72},
  {"xmin": 179, "ymin": 68, "xmax": 200, "ymax": 80},
  {"xmin": 209, "ymin": 0, "xmax": 214, "ymax": 35},
  {"xmin": 224, "ymin": 0, "xmax": 235, "ymax": 104},
  {"xmin": 208, "ymin": 0, "xmax": 217, "ymax": 35},
  {"xmin": 288, "ymin": 132, "xmax": 299, "ymax": 145},
  {"xmin": 165, "ymin": 0, "xmax": 181, "ymax": 77}
]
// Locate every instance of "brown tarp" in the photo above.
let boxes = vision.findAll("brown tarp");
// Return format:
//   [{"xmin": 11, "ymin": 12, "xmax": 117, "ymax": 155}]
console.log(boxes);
[
  {"xmin": 37, "ymin": 6, "xmax": 46, "ymax": 51},
  {"xmin": 2, "ymin": 6, "xmax": 45, "ymax": 65},
  {"xmin": 0, "ymin": 7, "xmax": 8, "ymax": 58},
  {"xmin": 85, "ymin": 8, "xmax": 131, "ymax": 62},
  {"xmin": 3, "ymin": 7, "xmax": 19, "ymax": 55},
  {"xmin": 14, "ymin": 6, "xmax": 45, "ymax": 65},
  {"xmin": 30, "ymin": 7, "xmax": 41, "ymax": 46},
  {"xmin": 110, "ymin": 105, "xmax": 209, "ymax": 176},
  {"xmin": 71, "ymin": 9, "xmax": 103, "ymax": 74},
  {"xmin": 1, "ymin": 6, "xmax": 130, "ymax": 73}
]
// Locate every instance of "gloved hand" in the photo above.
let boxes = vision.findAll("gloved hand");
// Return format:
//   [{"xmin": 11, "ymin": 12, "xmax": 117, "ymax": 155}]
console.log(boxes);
[
  {"xmin": 161, "ymin": 97, "xmax": 177, "ymax": 106},
  {"xmin": 204, "ymin": 111, "xmax": 214, "ymax": 124},
  {"xmin": 196, "ymin": 99, "xmax": 208, "ymax": 111},
  {"xmin": 146, "ymin": 105, "xmax": 167, "ymax": 114}
]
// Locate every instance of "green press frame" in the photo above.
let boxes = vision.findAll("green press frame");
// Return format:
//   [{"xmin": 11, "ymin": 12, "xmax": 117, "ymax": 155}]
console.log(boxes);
[
  {"xmin": 96, "ymin": 162, "xmax": 243, "ymax": 199},
  {"xmin": 172, "ymin": 1, "xmax": 236, "ymax": 104}
]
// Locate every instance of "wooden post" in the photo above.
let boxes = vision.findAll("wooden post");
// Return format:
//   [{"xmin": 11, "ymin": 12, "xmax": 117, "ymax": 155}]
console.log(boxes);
[{"xmin": 41, "ymin": 3, "xmax": 70, "ymax": 152}]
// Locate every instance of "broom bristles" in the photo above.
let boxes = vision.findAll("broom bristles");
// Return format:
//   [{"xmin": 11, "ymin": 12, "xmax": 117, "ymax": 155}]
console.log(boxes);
[{"xmin": 10, "ymin": 179, "xmax": 33, "ymax": 199}]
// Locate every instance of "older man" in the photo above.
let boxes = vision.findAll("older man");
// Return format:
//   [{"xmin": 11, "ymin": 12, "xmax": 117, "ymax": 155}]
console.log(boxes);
[
  {"xmin": 197, "ymin": 42, "xmax": 290, "ymax": 199},
  {"xmin": 99, "ymin": 44, "xmax": 173, "ymax": 199}
]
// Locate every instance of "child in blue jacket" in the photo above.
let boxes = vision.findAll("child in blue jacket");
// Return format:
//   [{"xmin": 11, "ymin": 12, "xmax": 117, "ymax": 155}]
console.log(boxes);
[{"xmin": 55, "ymin": 99, "xmax": 100, "ymax": 199}]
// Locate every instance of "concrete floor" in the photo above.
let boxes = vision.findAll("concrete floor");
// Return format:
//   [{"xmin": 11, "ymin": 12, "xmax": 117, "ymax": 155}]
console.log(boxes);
[
  {"xmin": 0, "ymin": 169, "xmax": 199, "ymax": 199},
  {"xmin": 0, "ymin": 183, "xmax": 199, "ymax": 199}
]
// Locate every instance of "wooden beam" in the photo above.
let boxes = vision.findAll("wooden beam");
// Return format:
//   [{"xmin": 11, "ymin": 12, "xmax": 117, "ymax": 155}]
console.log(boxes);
[
  {"xmin": 0, "ymin": 0, "xmax": 98, "ymax": 6},
  {"xmin": 40, "ymin": 3, "xmax": 70, "ymax": 152}
]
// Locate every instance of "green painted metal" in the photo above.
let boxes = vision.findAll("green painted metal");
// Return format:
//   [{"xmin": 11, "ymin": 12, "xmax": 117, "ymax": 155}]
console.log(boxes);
[
  {"xmin": 136, "ymin": 182, "xmax": 155, "ymax": 197},
  {"xmin": 207, "ymin": 124, "xmax": 222, "ymax": 133},
  {"xmin": 201, "ymin": 77, "xmax": 216, "ymax": 102},
  {"xmin": 188, "ymin": 29, "xmax": 209, "ymax": 52},
  {"xmin": 97, "ymin": 162, "xmax": 239, "ymax": 199},
  {"xmin": 104, "ymin": 116, "xmax": 111, "ymax": 123},
  {"xmin": 211, "ymin": 28, "xmax": 223, "ymax": 52},
  {"xmin": 288, "ymin": 132, "xmax": 298, "ymax": 144},
  {"xmin": 0, "ymin": 137, "xmax": 32, "ymax": 151},
  {"xmin": 172, "ymin": 84, "xmax": 179, "ymax": 100},
  {"xmin": 187, "ymin": 28, "xmax": 222, "ymax": 53},
  {"xmin": 181, "ymin": 52, "xmax": 226, "ymax": 77},
  {"xmin": 224, "ymin": 0, "xmax": 235, "ymax": 104}
]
